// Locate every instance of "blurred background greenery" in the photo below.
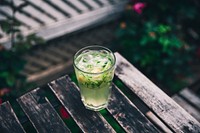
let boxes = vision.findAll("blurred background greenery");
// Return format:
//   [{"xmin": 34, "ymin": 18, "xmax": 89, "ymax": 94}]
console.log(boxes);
[
  {"xmin": 0, "ymin": 17, "xmax": 44, "ymax": 99},
  {"xmin": 114, "ymin": 0, "xmax": 200, "ymax": 94}
]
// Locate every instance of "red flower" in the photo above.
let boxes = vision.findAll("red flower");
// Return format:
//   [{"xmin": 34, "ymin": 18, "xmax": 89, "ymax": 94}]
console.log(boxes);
[
  {"xmin": 0, "ymin": 88, "xmax": 11, "ymax": 96},
  {"xmin": 60, "ymin": 106, "xmax": 70, "ymax": 119},
  {"xmin": 0, "ymin": 98, "xmax": 2, "ymax": 105},
  {"xmin": 133, "ymin": 2, "xmax": 146, "ymax": 14},
  {"xmin": 196, "ymin": 47, "xmax": 200, "ymax": 58}
]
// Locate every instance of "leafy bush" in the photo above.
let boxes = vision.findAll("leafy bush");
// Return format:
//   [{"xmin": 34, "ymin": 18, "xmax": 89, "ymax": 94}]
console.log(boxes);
[
  {"xmin": 0, "ymin": 3, "xmax": 44, "ymax": 99},
  {"xmin": 115, "ymin": 0, "xmax": 200, "ymax": 92}
]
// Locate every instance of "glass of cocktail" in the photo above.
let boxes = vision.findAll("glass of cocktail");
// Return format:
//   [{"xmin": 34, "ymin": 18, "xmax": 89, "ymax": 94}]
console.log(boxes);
[{"xmin": 73, "ymin": 45, "xmax": 116, "ymax": 111}]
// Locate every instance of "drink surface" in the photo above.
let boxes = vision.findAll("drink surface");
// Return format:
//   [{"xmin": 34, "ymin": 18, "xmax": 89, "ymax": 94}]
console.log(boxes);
[
  {"xmin": 74, "ymin": 50, "xmax": 114, "ymax": 73},
  {"xmin": 74, "ymin": 49, "xmax": 115, "ymax": 111}
]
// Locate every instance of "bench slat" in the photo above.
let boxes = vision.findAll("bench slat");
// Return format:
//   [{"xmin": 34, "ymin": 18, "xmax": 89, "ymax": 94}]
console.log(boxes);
[
  {"xmin": 0, "ymin": 8, "xmax": 31, "ymax": 29},
  {"xmin": 15, "ymin": 11, "xmax": 41, "ymax": 28},
  {"xmin": 27, "ymin": 0, "xmax": 65, "ymax": 20},
  {"xmin": 24, "ymin": 63, "xmax": 41, "ymax": 73},
  {"xmin": 61, "ymin": 1, "xmax": 82, "ymax": 13},
  {"xmin": 114, "ymin": 52, "xmax": 200, "ymax": 133},
  {"xmin": 17, "ymin": 88, "xmax": 70, "ymax": 133},
  {"xmin": 23, "ymin": 55, "xmax": 52, "ymax": 68},
  {"xmin": 49, "ymin": 76, "xmax": 115, "ymax": 133},
  {"xmin": 146, "ymin": 111, "xmax": 173, "ymax": 133},
  {"xmin": 50, "ymin": 0, "xmax": 79, "ymax": 17},
  {"xmin": 25, "ymin": 0, "xmax": 57, "ymax": 21},
  {"xmin": 99, "ymin": 0, "xmax": 111, "ymax": 5},
  {"xmin": 34, "ymin": 50, "xmax": 63, "ymax": 64},
  {"xmin": 179, "ymin": 88, "xmax": 200, "ymax": 110},
  {"xmin": 172, "ymin": 95, "xmax": 200, "ymax": 122},
  {"xmin": 93, "ymin": 0, "xmax": 104, "ymax": 7},
  {"xmin": 84, "ymin": 0, "xmax": 101, "ymax": 9},
  {"xmin": 68, "ymin": 0, "xmax": 89, "ymax": 12},
  {"xmin": 47, "ymin": 46, "xmax": 71, "ymax": 59},
  {"xmin": 22, "ymin": 5, "xmax": 55, "ymax": 24},
  {"xmin": 78, "ymin": 0, "xmax": 94, "ymax": 10},
  {"xmin": 107, "ymin": 84, "xmax": 159, "ymax": 132},
  {"xmin": 43, "ymin": 0, "xmax": 70, "ymax": 17},
  {"xmin": 0, "ymin": 102, "xmax": 25, "ymax": 133},
  {"xmin": 13, "ymin": 0, "xmax": 50, "ymax": 24}
]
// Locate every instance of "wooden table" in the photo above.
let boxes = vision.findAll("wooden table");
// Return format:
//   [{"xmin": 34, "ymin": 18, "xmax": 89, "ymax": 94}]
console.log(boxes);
[{"xmin": 1, "ymin": 53, "xmax": 200, "ymax": 133}]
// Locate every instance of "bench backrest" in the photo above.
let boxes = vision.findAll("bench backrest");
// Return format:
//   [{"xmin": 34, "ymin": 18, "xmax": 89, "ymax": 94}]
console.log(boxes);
[{"xmin": 0, "ymin": 0, "xmax": 128, "ymax": 46}]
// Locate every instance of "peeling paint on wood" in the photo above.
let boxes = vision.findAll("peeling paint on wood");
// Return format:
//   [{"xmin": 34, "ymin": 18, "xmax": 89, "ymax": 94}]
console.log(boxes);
[
  {"xmin": 17, "ymin": 88, "xmax": 70, "ymax": 133},
  {"xmin": 107, "ymin": 84, "xmax": 159, "ymax": 133},
  {"xmin": 0, "ymin": 101, "xmax": 25, "ymax": 133},
  {"xmin": 48, "ymin": 76, "xmax": 115, "ymax": 133},
  {"xmin": 114, "ymin": 52, "xmax": 200, "ymax": 133}
]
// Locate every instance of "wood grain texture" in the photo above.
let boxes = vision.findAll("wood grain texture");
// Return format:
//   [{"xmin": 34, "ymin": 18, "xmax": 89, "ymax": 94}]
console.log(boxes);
[
  {"xmin": 114, "ymin": 52, "xmax": 200, "ymax": 133},
  {"xmin": 146, "ymin": 111, "xmax": 173, "ymax": 133},
  {"xmin": 0, "ymin": 102, "xmax": 25, "ymax": 133},
  {"xmin": 172, "ymin": 95, "xmax": 200, "ymax": 122},
  {"xmin": 179, "ymin": 88, "xmax": 200, "ymax": 111},
  {"xmin": 17, "ymin": 88, "xmax": 70, "ymax": 133},
  {"xmin": 48, "ymin": 76, "xmax": 115, "ymax": 133},
  {"xmin": 107, "ymin": 84, "xmax": 159, "ymax": 133}
]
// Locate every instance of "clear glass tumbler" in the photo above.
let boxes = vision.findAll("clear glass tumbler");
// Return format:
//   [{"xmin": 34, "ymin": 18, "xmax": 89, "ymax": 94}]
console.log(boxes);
[{"xmin": 73, "ymin": 45, "xmax": 116, "ymax": 111}]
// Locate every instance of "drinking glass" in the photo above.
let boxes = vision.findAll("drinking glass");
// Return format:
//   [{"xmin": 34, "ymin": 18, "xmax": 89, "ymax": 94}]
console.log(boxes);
[{"xmin": 73, "ymin": 45, "xmax": 116, "ymax": 111}]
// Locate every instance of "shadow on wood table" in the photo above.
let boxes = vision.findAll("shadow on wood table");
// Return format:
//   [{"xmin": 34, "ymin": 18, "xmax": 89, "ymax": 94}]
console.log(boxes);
[{"xmin": 0, "ymin": 52, "xmax": 200, "ymax": 133}]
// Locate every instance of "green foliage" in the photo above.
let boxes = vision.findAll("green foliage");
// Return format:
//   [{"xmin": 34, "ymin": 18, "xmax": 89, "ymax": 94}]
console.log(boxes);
[
  {"xmin": 0, "ymin": 13, "xmax": 44, "ymax": 98},
  {"xmin": 115, "ymin": 0, "xmax": 199, "ymax": 92}
]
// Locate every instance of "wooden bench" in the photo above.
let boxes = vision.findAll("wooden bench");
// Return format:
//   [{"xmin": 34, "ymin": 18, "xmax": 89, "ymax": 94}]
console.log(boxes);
[
  {"xmin": 0, "ymin": 0, "xmax": 128, "ymax": 86},
  {"xmin": 1, "ymin": 53, "xmax": 200, "ymax": 133},
  {"xmin": 0, "ymin": 0, "xmax": 127, "ymax": 46}
]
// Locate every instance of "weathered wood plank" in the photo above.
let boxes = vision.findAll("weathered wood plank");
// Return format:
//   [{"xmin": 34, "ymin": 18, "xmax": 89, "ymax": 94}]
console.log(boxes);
[
  {"xmin": 0, "ymin": 8, "xmax": 31, "ymax": 29},
  {"xmin": 23, "ymin": 55, "xmax": 51, "ymax": 68},
  {"xmin": 36, "ymin": 1, "xmax": 127, "ymax": 40},
  {"xmin": 93, "ymin": 0, "xmax": 104, "ymax": 7},
  {"xmin": 24, "ymin": 63, "xmax": 41, "ymax": 73},
  {"xmin": 17, "ymin": 88, "xmax": 70, "ymax": 133},
  {"xmin": 61, "ymin": 0, "xmax": 82, "ymax": 13},
  {"xmin": 26, "ymin": 59, "xmax": 73, "ymax": 84},
  {"xmin": 0, "ymin": 6, "xmax": 40, "ymax": 28},
  {"xmin": 0, "ymin": 102, "xmax": 25, "ymax": 133},
  {"xmin": 114, "ymin": 52, "xmax": 200, "ymax": 133},
  {"xmin": 72, "ymin": 0, "xmax": 90, "ymax": 11},
  {"xmin": 15, "ymin": 11, "xmax": 41, "ymax": 28},
  {"xmin": 47, "ymin": 46, "xmax": 71, "ymax": 59},
  {"xmin": 43, "ymin": 0, "xmax": 70, "ymax": 17},
  {"xmin": 78, "ymin": 0, "xmax": 94, "ymax": 10},
  {"xmin": 13, "ymin": 0, "xmax": 54, "ymax": 24},
  {"xmin": 62, "ymin": 43, "xmax": 79, "ymax": 53},
  {"xmin": 24, "ymin": 0, "xmax": 57, "ymax": 21},
  {"xmin": 146, "ymin": 111, "xmax": 173, "ymax": 133},
  {"xmin": 22, "ymin": 5, "xmax": 55, "ymax": 24},
  {"xmin": 172, "ymin": 95, "xmax": 200, "ymax": 122},
  {"xmin": 84, "ymin": 0, "xmax": 101, "ymax": 9},
  {"xmin": 27, "ymin": 0, "xmax": 65, "ymax": 20},
  {"xmin": 107, "ymin": 84, "xmax": 159, "ymax": 133},
  {"xmin": 179, "ymin": 88, "xmax": 200, "ymax": 110},
  {"xmin": 34, "ymin": 50, "xmax": 63, "ymax": 63},
  {"xmin": 50, "ymin": 0, "xmax": 79, "ymax": 16},
  {"xmin": 48, "ymin": 76, "xmax": 115, "ymax": 133},
  {"xmin": 98, "ymin": 0, "xmax": 110, "ymax": 6}
]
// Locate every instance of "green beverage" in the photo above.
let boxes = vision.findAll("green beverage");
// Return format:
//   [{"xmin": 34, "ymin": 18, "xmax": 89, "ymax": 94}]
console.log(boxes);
[{"xmin": 73, "ymin": 46, "xmax": 115, "ymax": 111}]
